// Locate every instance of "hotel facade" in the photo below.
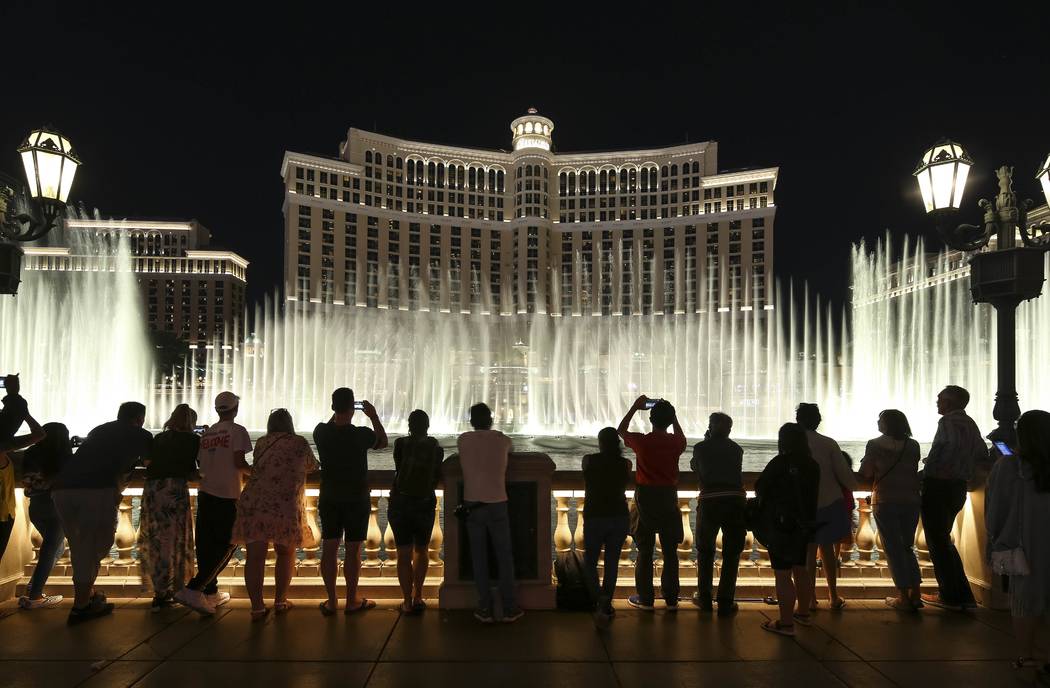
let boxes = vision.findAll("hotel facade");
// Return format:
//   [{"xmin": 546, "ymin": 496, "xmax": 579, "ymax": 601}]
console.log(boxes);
[
  {"xmin": 23, "ymin": 218, "xmax": 248, "ymax": 346},
  {"xmin": 283, "ymin": 109, "xmax": 777, "ymax": 317}
]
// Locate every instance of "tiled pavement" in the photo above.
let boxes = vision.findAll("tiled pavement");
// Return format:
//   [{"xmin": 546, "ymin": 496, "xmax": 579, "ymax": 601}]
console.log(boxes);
[{"xmin": 0, "ymin": 597, "xmax": 1046, "ymax": 687}]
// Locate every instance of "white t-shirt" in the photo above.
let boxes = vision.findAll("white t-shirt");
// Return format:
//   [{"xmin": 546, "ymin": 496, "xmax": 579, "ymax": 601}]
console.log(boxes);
[
  {"xmin": 457, "ymin": 430, "xmax": 511, "ymax": 503},
  {"xmin": 198, "ymin": 420, "xmax": 253, "ymax": 499},
  {"xmin": 806, "ymin": 429, "xmax": 858, "ymax": 508}
]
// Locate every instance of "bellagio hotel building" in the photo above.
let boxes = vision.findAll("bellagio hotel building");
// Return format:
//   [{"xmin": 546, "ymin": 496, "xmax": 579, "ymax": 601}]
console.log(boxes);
[{"xmin": 283, "ymin": 109, "xmax": 776, "ymax": 317}]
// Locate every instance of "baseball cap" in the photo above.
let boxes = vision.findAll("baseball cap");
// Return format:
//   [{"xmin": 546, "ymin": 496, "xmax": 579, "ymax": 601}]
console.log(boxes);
[{"xmin": 215, "ymin": 391, "xmax": 240, "ymax": 412}]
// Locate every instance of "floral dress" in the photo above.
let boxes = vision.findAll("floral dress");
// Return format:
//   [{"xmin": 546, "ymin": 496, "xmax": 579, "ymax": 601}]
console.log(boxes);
[{"xmin": 231, "ymin": 433, "xmax": 318, "ymax": 546}]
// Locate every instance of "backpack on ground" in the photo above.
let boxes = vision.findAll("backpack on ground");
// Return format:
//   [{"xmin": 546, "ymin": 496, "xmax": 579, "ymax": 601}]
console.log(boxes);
[{"xmin": 554, "ymin": 549, "xmax": 594, "ymax": 611}]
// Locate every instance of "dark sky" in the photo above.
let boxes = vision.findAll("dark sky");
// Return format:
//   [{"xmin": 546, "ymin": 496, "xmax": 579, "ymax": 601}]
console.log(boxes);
[{"xmin": 3, "ymin": 2, "xmax": 1048, "ymax": 307}]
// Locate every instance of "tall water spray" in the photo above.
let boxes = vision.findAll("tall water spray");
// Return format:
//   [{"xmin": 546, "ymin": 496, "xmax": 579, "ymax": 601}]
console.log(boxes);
[{"xmin": 0, "ymin": 212, "xmax": 152, "ymax": 435}]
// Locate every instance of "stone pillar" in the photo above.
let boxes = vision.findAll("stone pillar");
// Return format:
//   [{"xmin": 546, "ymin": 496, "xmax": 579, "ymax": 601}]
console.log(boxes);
[
  {"xmin": 553, "ymin": 493, "xmax": 573, "ymax": 554},
  {"xmin": 428, "ymin": 493, "xmax": 444, "ymax": 575},
  {"xmin": 362, "ymin": 493, "xmax": 383, "ymax": 576},
  {"xmin": 112, "ymin": 494, "xmax": 137, "ymax": 568},
  {"xmin": 439, "ymin": 452, "xmax": 557, "ymax": 610},
  {"xmin": 677, "ymin": 495, "xmax": 695, "ymax": 571},
  {"xmin": 856, "ymin": 497, "xmax": 877, "ymax": 567},
  {"xmin": 299, "ymin": 494, "xmax": 321, "ymax": 575},
  {"xmin": 739, "ymin": 529, "xmax": 755, "ymax": 569}
]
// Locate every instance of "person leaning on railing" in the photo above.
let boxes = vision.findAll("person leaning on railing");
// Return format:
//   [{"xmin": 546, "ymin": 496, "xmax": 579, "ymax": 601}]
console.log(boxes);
[
  {"xmin": 581, "ymin": 426, "xmax": 631, "ymax": 627},
  {"xmin": 690, "ymin": 412, "xmax": 745, "ymax": 616},
  {"xmin": 19, "ymin": 421, "xmax": 72, "ymax": 610}
]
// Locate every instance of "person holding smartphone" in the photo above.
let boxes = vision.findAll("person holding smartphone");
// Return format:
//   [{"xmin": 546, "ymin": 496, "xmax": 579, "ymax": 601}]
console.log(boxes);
[
  {"xmin": 313, "ymin": 387, "xmax": 387, "ymax": 615},
  {"xmin": 618, "ymin": 395, "xmax": 686, "ymax": 611}
]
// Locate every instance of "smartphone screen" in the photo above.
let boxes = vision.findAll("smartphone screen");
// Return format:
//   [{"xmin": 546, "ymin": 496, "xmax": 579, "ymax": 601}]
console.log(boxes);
[
  {"xmin": 353, "ymin": 401, "xmax": 364, "ymax": 410},
  {"xmin": 194, "ymin": 425, "xmax": 207, "ymax": 436},
  {"xmin": 644, "ymin": 399, "xmax": 659, "ymax": 409},
  {"xmin": 0, "ymin": 379, "xmax": 5, "ymax": 389},
  {"xmin": 993, "ymin": 441, "xmax": 1013, "ymax": 456}
]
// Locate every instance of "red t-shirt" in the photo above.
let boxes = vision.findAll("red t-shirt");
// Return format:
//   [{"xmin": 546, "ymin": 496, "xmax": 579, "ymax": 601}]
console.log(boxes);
[{"xmin": 622, "ymin": 430, "xmax": 686, "ymax": 486}]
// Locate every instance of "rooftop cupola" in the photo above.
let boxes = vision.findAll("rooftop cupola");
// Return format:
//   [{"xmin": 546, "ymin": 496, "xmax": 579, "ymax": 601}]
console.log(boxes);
[{"xmin": 510, "ymin": 108, "xmax": 554, "ymax": 152}]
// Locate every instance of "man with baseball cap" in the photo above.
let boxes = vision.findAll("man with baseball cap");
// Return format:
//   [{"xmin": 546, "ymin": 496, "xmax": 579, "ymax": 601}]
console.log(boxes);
[{"xmin": 175, "ymin": 391, "xmax": 252, "ymax": 615}]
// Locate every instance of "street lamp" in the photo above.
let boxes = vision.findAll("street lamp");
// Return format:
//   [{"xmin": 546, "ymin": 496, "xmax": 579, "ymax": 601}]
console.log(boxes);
[
  {"xmin": 913, "ymin": 139, "xmax": 1050, "ymax": 445},
  {"xmin": 0, "ymin": 127, "xmax": 81, "ymax": 293}
]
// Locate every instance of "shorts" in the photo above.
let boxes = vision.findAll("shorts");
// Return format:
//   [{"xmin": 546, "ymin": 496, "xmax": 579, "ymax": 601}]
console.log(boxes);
[
  {"xmin": 319, "ymin": 498, "xmax": 370, "ymax": 542},
  {"xmin": 769, "ymin": 541, "xmax": 808, "ymax": 571},
  {"xmin": 387, "ymin": 494, "xmax": 436, "ymax": 548},
  {"xmin": 813, "ymin": 498, "xmax": 851, "ymax": 545}
]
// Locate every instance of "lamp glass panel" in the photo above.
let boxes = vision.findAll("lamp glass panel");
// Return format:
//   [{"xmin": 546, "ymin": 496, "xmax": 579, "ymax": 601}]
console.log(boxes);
[
  {"xmin": 58, "ymin": 158, "xmax": 78, "ymax": 203},
  {"xmin": 20, "ymin": 151, "xmax": 39, "ymax": 197},
  {"xmin": 34, "ymin": 149, "xmax": 65, "ymax": 200},
  {"xmin": 951, "ymin": 163, "xmax": 970, "ymax": 209},
  {"xmin": 930, "ymin": 162, "xmax": 957, "ymax": 210},
  {"xmin": 1040, "ymin": 171, "xmax": 1050, "ymax": 208},
  {"xmin": 917, "ymin": 168, "xmax": 935, "ymax": 212}
]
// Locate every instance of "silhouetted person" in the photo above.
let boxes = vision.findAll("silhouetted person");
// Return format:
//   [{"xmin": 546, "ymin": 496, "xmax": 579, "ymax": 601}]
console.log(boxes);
[
  {"xmin": 175, "ymin": 392, "xmax": 252, "ymax": 616},
  {"xmin": 0, "ymin": 411, "xmax": 45, "ymax": 568},
  {"xmin": 52, "ymin": 401, "xmax": 151, "ymax": 625},
  {"xmin": 314, "ymin": 387, "xmax": 387, "ymax": 615},
  {"xmin": 859, "ymin": 409, "xmax": 922, "ymax": 610},
  {"xmin": 458, "ymin": 402, "xmax": 523, "ymax": 623},
  {"xmin": 757, "ymin": 423, "xmax": 819, "ymax": 636},
  {"xmin": 920, "ymin": 385, "xmax": 985, "ymax": 611},
  {"xmin": 796, "ymin": 403, "xmax": 856, "ymax": 610},
  {"xmin": 582, "ymin": 426, "xmax": 631, "ymax": 627},
  {"xmin": 389, "ymin": 409, "xmax": 443, "ymax": 614},
  {"xmin": 0, "ymin": 374, "xmax": 28, "ymax": 443},
  {"xmin": 618, "ymin": 396, "xmax": 686, "ymax": 611},
  {"xmin": 691, "ymin": 412, "xmax": 745, "ymax": 615},
  {"xmin": 987, "ymin": 410, "xmax": 1050, "ymax": 674},
  {"xmin": 19, "ymin": 422, "xmax": 72, "ymax": 609}
]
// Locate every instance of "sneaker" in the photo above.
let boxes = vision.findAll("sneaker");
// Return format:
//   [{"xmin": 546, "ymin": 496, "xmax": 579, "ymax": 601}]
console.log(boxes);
[
  {"xmin": 19, "ymin": 595, "xmax": 62, "ymax": 609},
  {"xmin": 627, "ymin": 595, "xmax": 654, "ymax": 611},
  {"xmin": 67, "ymin": 598, "xmax": 114, "ymax": 626},
  {"xmin": 691, "ymin": 592, "xmax": 713, "ymax": 611},
  {"xmin": 502, "ymin": 607, "xmax": 525, "ymax": 624},
  {"xmin": 473, "ymin": 608, "xmax": 495, "ymax": 624},
  {"xmin": 206, "ymin": 591, "xmax": 231, "ymax": 608},
  {"xmin": 920, "ymin": 594, "xmax": 963, "ymax": 612},
  {"xmin": 173, "ymin": 588, "xmax": 216, "ymax": 616}
]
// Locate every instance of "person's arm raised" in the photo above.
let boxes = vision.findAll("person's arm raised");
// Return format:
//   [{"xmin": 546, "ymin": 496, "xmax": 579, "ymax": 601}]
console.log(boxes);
[
  {"xmin": 362, "ymin": 401, "xmax": 388, "ymax": 450},
  {"xmin": 617, "ymin": 395, "xmax": 648, "ymax": 439},
  {"xmin": 0, "ymin": 413, "xmax": 46, "ymax": 452}
]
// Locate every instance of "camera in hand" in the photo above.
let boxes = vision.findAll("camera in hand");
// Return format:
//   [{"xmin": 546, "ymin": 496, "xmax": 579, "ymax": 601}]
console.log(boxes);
[
  {"xmin": 353, "ymin": 401, "xmax": 364, "ymax": 410},
  {"xmin": 194, "ymin": 425, "xmax": 207, "ymax": 436},
  {"xmin": 644, "ymin": 398, "xmax": 662, "ymax": 409},
  {"xmin": 70, "ymin": 435, "xmax": 84, "ymax": 448}
]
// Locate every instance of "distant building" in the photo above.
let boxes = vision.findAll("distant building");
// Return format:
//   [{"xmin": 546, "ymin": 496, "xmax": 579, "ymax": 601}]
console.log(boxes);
[
  {"xmin": 23, "ymin": 218, "xmax": 248, "ymax": 347},
  {"xmin": 282, "ymin": 108, "xmax": 777, "ymax": 316}
]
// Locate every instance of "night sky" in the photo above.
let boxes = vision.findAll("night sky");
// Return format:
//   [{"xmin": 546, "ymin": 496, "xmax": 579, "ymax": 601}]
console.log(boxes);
[{"xmin": 3, "ymin": 3, "xmax": 1048, "ymax": 308}]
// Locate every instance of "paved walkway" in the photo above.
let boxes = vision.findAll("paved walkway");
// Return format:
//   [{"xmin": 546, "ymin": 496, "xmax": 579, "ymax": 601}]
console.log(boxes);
[{"xmin": 0, "ymin": 598, "xmax": 1046, "ymax": 687}]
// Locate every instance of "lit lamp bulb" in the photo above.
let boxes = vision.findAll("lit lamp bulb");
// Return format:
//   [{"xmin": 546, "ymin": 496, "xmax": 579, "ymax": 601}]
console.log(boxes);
[
  {"xmin": 913, "ymin": 140, "xmax": 972, "ymax": 213},
  {"xmin": 17, "ymin": 128, "xmax": 80, "ymax": 204}
]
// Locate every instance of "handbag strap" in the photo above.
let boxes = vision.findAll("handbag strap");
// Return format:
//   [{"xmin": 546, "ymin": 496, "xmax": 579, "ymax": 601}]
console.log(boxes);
[{"xmin": 873, "ymin": 441, "xmax": 908, "ymax": 492}]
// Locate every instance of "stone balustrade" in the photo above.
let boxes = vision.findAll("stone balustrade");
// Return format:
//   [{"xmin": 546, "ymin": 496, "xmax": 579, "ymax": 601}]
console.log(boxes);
[{"xmin": 0, "ymin": 458, "xmax": 1002, "ymax": 608}]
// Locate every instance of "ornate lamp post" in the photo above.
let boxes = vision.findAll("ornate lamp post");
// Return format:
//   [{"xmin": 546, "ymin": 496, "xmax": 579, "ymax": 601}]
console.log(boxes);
[
  {"xmin": 913, "ymin": 140, "xmax": 1050, "ymax": 446},
  {"xmin": 0, "ymin": 127, "xmax": 81, "ymax": 294}
]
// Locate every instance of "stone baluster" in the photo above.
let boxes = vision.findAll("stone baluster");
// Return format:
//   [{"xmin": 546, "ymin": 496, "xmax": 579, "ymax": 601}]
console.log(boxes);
[
  {"xmin": 754, "ymin": 537, "xmax": 770, "ymax": 570},
  {"xmin": 677, "ymin": 496, "xmax": 695, "ymax": 571},
  {"xmin": 874, "ymin": 525, "xmax": 888, "ymax": 568},
  {"xmin": 914, "ymin": 518, "xmax": 931, "ymax": 565},
  {"xmin": 739, "ymin": 529, "xmax": 755, "ymax": 568},
  {"xmin": 428, "ymin": 493, "xmax": 444, "ymax": 574},
  {"xmin": 299, "ymin": 494, "xmax": 321, "ymax": 575},
  {"xmin": 553, "ymin": 493, "xmax": 572, "ymax": 553},
  {"xmin": 619, "ymin": 494, "xmax": 635, "ymax": 575},
  {"xmin": 112, "ymin": 494, "xmax": 137, "ymax": 567},
  {"xmin": 383, "ymin": 495, "xmax": 398, "ymax": 577},
  {"xmin": 362, "ymin": 493, "xmax": 383, "ymax": 575},
  {"xmin": 573, "ymin": 494, "xmax": 586, "ymax": 552},
  {"xmin": 24, "ymin": 505, "xmax": 43, "ymax": 576},
  {"xmin": 856, "ymin": 497, "xmax": 877, "ymax": 567}
]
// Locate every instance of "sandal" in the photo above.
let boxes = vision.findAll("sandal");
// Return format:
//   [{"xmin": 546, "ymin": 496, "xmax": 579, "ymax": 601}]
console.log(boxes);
[
  {"xmin": 318, "ymin": 601, "xmax": 336, "ymax": 617},
  {"xmin": 344, "ymin": 598, "xmax": 376, "ymax": 615},
  {"xmin": 762, "ymin": 619, "xmax": 796, "ymax": 637},
  {"xmin": 274, "ymin": 600, "xmax": 294, "ymax": 613},
  {"xmin": 250, "ymin": 607, "xmax": 270, "ymax": 623},
  {"xmin": 792, "ymin": 613, "xmax": 813, "ymax": 627},
  {"xmin": 830, "ymin": 598, "xmax": 847, "ymax": 611}
]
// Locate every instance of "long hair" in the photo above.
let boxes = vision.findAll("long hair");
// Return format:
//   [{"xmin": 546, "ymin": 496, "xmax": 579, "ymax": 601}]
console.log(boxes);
[
  {"xmin": 1017, "ymin": 410, "xmax": 1050, "ymax": 492},
  {"xmin": 164, "ymin": 404, "xmax": 197, "ymax": 433},
  {"xmin": 24, "ymin": 422, "xmax": 71, "ymax": 479},
  {"xmin": 597, "ymin": 426, "xmax": 622, "ymax": 460},
  {"xmin": 267, "ymin": 408, "xmax": 295, "ymax": 434},
  {"xmin": 879, "ymin": 409, "xmax": 912, "ymax": 440},
  {"xmin": 778, "ymin": 422, "xmax": 811, "ymax": 457}
]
